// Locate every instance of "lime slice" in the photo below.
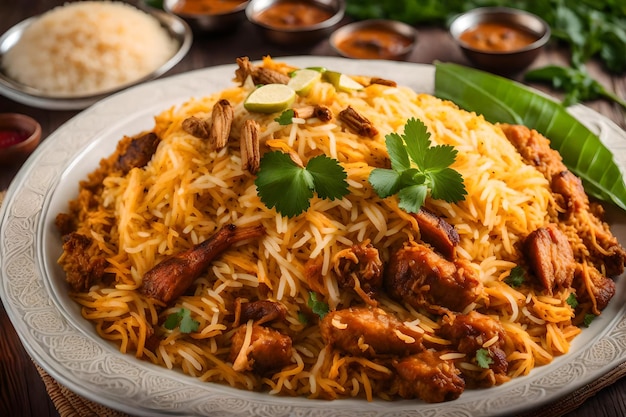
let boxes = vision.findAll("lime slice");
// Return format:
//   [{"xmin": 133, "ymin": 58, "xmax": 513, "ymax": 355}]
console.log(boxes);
[
  {"xmin": 288, "ymin": 69, "xmax": 322, "ymax": 96},
  {"xmin": 244, "ymin": 84, "xmax": 296, "ymax": 113},
  {"xmin": 323, "ymin": 71, "xmax": 364, "ymax": 92}
]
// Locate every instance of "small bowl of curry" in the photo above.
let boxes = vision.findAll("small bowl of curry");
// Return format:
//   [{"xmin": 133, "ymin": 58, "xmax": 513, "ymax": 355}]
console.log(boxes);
[
  {"xmin": 449, "ymin": 7, "xmax": 550, "ymax": 74},
  {"xmin": 164, "ymin": 0, "xmax": 249, "ymax": 32},
  {"xmin": 330, "ymin": 19, "xmax": 417, "ymax": 61},
  {"xmin": 245, "ymin": 0, "xmax": 344, "ymax": 45}
]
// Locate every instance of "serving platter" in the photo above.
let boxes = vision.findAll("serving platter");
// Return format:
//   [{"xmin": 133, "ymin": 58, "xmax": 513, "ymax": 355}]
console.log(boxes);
[
  {"xmin": 0, "ymin": 8, "xmax": 192, "ymax": 110},
  {"xmin": 1, "ymin": 57, "xmax": 625, "ymax": 417}
]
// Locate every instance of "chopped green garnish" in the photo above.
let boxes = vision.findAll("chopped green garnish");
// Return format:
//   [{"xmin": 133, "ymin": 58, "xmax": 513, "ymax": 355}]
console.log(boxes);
[
  {"xmin": 368, "ymin": 118, "xmax": 466, "ymax": 213},
  {"xmin": 307, "ymin": 291, "xmax": 329, "ymax": 318},
  {"xmin": 275, "ymin": 109, "xmax": 295, "ymax": 125},
  {"xmin": 475, "ymin": 348, "xmax": 494, "ymax": 369},
  {"xmin": 566, "ymin": 293, "xmax": 579, "ymax": 309},
  {"xmin": 583, "ymin": 313, "xmax": 596, "ymax": 327},
  {"xmin": 255, "ymin": 151, "xmax": 349, "ymax": 218},
  {"xmin": 297, "ymin": 311, "xmax": 308, "ymax": 325},
  {"xmin": 504, "ymin": 266, "xmax": 526, "ymax": 288},
  {"xmin": 164, "ymin": 308, "xmax": 199, "ymax": 333}
]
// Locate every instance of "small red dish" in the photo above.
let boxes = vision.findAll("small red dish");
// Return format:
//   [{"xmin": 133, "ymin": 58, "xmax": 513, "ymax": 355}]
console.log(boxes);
[{"xmin": 0, "ymin": 113, "xmax": 42, "ymax": 165}]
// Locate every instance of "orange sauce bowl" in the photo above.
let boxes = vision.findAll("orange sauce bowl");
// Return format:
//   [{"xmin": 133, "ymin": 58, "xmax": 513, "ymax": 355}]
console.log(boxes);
[
  {"xmin": 449, "ymin": 7, "xmax": 550, "ymax": 74},
  {"xmin": 330, "ymin": 19, "xmax": 417, "ymax": 61},
  {"xmin": 164, "ymin": 0, "xmax": 249, "ymax": 32},
  {"xmin": 246, "ymin": 0, "xmax": 344, "ymax": 45},
  {"xmin": 0, "ymin": 113, "xmax": 42, "ymax": 166}
]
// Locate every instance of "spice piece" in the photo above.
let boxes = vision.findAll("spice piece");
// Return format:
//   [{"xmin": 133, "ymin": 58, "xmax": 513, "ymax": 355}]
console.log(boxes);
[
  {"xmin": 209, "ymin": 99, "xmax": 234, "ymax": 150},
  {"xmin": 241, "ymin": 119, "xmax": 261, "ymax": 173},
  {"xmin": 338, "ymin": 105, "xmax": 378, "ymax": 138},
  {"xmin": 293, "ymin": 105, "xmax": 333, "ymax": 122}
]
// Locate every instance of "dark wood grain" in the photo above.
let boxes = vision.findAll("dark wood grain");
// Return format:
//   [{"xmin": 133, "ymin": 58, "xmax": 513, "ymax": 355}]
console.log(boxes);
[{"xmin": 0, "ymin": 1, "xmax": 625, "ymax": 416}]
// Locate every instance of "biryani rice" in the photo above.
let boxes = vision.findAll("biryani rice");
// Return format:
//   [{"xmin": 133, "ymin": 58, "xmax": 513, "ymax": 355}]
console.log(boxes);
[
  {"xmin": 2, "ymin": 1, "xmax": 177, "ymax": 96},
  {"xmin": 64, "ymin": 57, "xmax": 599, "ymax": 400}
]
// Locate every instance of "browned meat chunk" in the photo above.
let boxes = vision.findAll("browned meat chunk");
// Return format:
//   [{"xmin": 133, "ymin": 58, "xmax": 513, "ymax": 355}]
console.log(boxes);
[
  {"xmin": 338, "ymin": 106, "xmax": 378, "ymax": 138},
  {"xmin": 393, "ymin": 350, "xmax": 465, "ymax": 403},
  {"xmin": 333, "ymin": 242, "xmax": 383, "ymax": 305},
  {"xmin": 114, "ymin": 132, "xmax": 160, "ymax": 175},
  {"xmin": 385, "ymin": 242, "xmax": 482, "ymax": 313},
  {"xmin": 229, "ymin": 324, "xmax": 292, "ymax": 374},
  {"xmin": 55, "ymin": 212, "xmax": 76, "ymax": 237},
  {"xmin": 575, "ymin": 263, "xmax": 616, "ymax": 314},
  {"xmin": 320, "ymin": 307, "xmax": 423, "ymax": 358},
  {"xmin": 412, "ymin": 208, "xmax": 459, "ymax": 259},
  {"xmin": 58, "ymin": 232, "xmax": 108, "ymax": 291},
  {"xmin": 501, "ymin": 124, "xmax": 626, "ymax": 277},
  {"xmin": 140, "ymin": 224, "xmax": 265, "ymax": 304},
  {"xmin": 233, "ymin": 299, "xmax": 287, "ymax": 327},
  {"xmin": 523, "ymin": 224, "xmax": 576, "ymax": 294},
  {"xmin": 234, "ymin": 56, "xmax": 289, "ymax": 85},
  {"xmin": 439, "ymin": 311, "xmax": 508, "ymax": 377}
]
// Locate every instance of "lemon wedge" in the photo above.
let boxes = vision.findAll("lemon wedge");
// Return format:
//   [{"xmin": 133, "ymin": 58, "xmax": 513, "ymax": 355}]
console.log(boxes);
[
  {"xmin": 323, "ymin": 71, "xmax": 364, "ymax": 92},
  {"xmin": 288, "ymin": 69, "xmax": 322, "ymax": 96},
  {"xmin": 244, "ymin": 84, "xmax": 296, "ymax": 113}
]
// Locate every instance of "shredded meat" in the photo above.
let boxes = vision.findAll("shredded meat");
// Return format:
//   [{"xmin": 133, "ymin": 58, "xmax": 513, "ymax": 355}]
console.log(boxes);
[
  {"xmin": 59, "ymin": 232, "xmax": 108, "ymax": 291},
  {"xmin": 523, "ymin": 224, "xmax": 576, "ymax": 294},
  {"xmin": 332, "ymin": 242, "xmax": 383, "ymax": 305},
  {"xmin": 393, "ymin": 350, "xmax": 465, "ymax": 403},
  {"xmin": 140, "ymin": 224, "xmax": 265, "ymax": 304},
  {"xmin": 233, "ymin": 299, "xmax": 287, "ymax": 327},
  {"xmin": 385, "ymin": 242, "xmax": 482, "ymax": 313},
  {"xmin": 338, "ymin": 106, "xmax": 379, "ymax": 138},
  {"xmin": 234, "ymin": 56, "xmax": 289, "ymax": 85},
  {"xmin": 501, "ymin": 124, "xmax": 626, "ymax": 278},
  {"xmin": 575, "ymin": 263, "xmax": 616, "ymax": 314},
  {"xmin": 412, "ymin": 208, "xmax": 460, "ymax": 259},
  {"xmin": 229, "ymin": 324, "xmax": 292, "ymax": 374},
  {"xmin": 114, "ymin": 132, "xmax": 160, "ymax": 175},
  {"xmin": 240, "ymin": 119, "xmax": 260, "ymax": 173},
  {"xmin": 320, "ymin": 307, "xmax": 423, "ymax": 358}
]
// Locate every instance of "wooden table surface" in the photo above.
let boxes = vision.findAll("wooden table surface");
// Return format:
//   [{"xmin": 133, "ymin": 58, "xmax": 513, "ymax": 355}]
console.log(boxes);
[{"xmin": 1, "ymin": 1, "xmax": 625, "ymax": 416}]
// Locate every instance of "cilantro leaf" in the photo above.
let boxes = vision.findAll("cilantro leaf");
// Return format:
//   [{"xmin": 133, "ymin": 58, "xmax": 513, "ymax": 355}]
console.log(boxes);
[
  {"xmin": 307, "ymin": 291, "xmax": 329, "ymax": 318},
  {"xmin": 306, "ymin": 155, "xmax": 349, "ymax": 200},
  {"xmin": 164, "ymin": 308, "xmax": 199, "ymax": 333},
  {"xmin": 368, "ymin": 118, "xmax": 466, "ymax": 213},
  {"xmin": 275, "ymin": 109, "xmax": 295, "ymax": 125},
  {"xmin": 504, "ymin": 266, "xmax": 526, "ymax": 288},
  {"xmin": 255, "ymin": 151, "xmax": 349, "ymax": 218},
  {"xmin": 475, "ymin": 348, "xmax": 494, "ymax": 369},
  {"xmin": 566, "ymin": 293, "xmax": 579, "ymax": 309},
  {"xmin": 583, "ymin": 313, "xmax": 595, "ymax": 327}
]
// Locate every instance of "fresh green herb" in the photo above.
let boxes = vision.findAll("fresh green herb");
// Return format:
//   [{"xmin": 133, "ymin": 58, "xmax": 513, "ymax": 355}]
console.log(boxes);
[
  {"xmin": 475, "ymin": 348, "xmax": 494, "ymax": 369},
  {"xmin": 164, "ymin": 308, "xmax": 199, "ymax": 333},
  {"xmin": 307, "ymin": 292, "xmax": 329, "ymax": 318},
  {"xmin": 504, "ymin": 266, "xmax": 526, "ymax": 288},
  {"xmin": 525, "ymin": 66, "xmax": 626, "ymax": 109},
  {"xmin": 566, "ymin": 293, "xmax": 579, "ymax": 309},
  {"xmin": 275, "ymin": 109, "xmax": 295, "ymax": 125},
  {"xmin": 583, "ymin": 313, "xmax": 596, "ymax": 327},
  {"xmin": 368, "ymin": 118, "xmax": 466, "ymax": 214},
  {"xmin": 297, "ymin": 311, "xmax": 309, "ymax": 325},
  {"xmin": 255, "ymin": 151, "xmax": 349, "ymax": 218}
]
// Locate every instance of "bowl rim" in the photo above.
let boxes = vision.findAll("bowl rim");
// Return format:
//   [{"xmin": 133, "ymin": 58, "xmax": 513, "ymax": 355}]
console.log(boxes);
[
  {"xmin": 449, "ymin": 6, "xmax": 551, "ymax": 55},
  {"xmin": 163, "ymin": 0, "xmax": 249, "ymax": 17},
  {"xmin": 329, "ymin": 18, "xmax": 418, "ymax": 59},
  {"xmin": 245, "ymin": 0, "xmax": 345, "ymax": 33},
  {"xmin": 0, "ymin": 112, "xmax": 42, "ymax": 153}
]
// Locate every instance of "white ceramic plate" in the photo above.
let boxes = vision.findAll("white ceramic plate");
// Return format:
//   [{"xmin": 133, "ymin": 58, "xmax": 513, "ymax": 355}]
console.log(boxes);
[
  {"xmin": 0, "ymin": 8, "xmax": 192, "ymax": 110},
  {"xmin": 1, "ymin": 57, "xmax": 625, "ymax": 417}
]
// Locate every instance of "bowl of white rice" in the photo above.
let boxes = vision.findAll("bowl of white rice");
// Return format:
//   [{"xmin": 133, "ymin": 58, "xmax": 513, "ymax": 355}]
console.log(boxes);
[{"xmin": 0, "ymin": 1, "xmax": 192, "ymax": 110}]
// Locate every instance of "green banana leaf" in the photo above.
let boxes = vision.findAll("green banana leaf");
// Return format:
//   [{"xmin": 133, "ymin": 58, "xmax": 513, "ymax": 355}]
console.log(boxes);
[{"xmin": 434, "ymin": 62, "xmax": 626, "ymax": 212}]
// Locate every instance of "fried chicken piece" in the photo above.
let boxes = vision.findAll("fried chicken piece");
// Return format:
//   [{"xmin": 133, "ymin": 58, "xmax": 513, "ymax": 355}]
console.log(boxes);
[
  {"xmin": 114, "ymin": 132, "xmax": 160, "ymax": 175},
  {"xmin": 412, "ymin": 208, "xmax": 460, "ymax": 260},
  {"xmin": 233, "ymin": 299, "xmax": 287, "ymax": 327},
  {"xmin": 140, "ymin": 224, "xmax": 265, "ymax": 304},
  {"xmin": 332, "ymin": 242, "xmax": 383, "ymax": 305},
  {"xmin": 385, "ymin": 242, "xmax": 482, "ymax": 314},
  {"xmin": 320, "ymin": 307, "xmax": 423, "ymax": 358},
  {"xmin": 575, "ymin": 263, "xmax": 616, "ymax": 314},
  {"xmin": 393, "ymin": 350, "xmax": 465, "ymax": 403},
  {"xmin": 58, "ymin": 232, "xmax": 108, "ymax": 291},
  {"xmin": 229, "ymin": 323, "xmax": 292, "ymax": 374},
  {"xmin": 523, "ymin": 224, "xmax": 576, "ymax": 294}
]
